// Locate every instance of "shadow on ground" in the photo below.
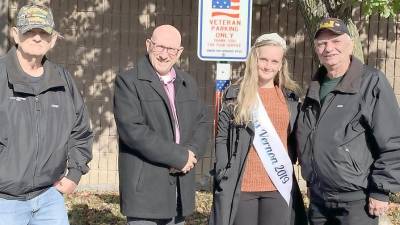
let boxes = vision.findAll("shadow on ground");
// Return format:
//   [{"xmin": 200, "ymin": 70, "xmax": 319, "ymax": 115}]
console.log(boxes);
[
  {"xmin": 66, "ymin": 191, "xmax": 212, "ymax": 225},
  {"xmin": 66, "ymin": 192, "xmax": 125, "ymax": 225},
  {"xmin": 68, "ymin": 203, "xmax": 125, "ymax": 225},
  {"xmin": 66, "ymin": 191, "xmax": 400, "ymax": 225},
  {"xmin": 95, "ymin": 193, "xmax": 120, "ymax": 205}
]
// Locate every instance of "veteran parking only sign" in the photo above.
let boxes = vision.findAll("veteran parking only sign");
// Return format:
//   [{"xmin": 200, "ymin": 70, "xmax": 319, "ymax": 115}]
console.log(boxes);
[{"xmin": 197, "ymin": 0, "xmax": 252, "ymax": 61}]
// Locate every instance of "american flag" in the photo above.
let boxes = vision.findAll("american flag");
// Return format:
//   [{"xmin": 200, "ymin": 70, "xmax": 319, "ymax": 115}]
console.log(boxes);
[
  {"xmin": 212, "ymin": 0, "xmax": 240, "ymax": 18},
  {"xmin": 214, "ymin": 79, "xmax": 230, "ymax": 134}
]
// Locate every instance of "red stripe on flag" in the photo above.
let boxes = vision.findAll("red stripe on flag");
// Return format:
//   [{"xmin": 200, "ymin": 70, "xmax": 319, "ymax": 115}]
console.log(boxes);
[
  {"xmin": 230, "ymin": 6, "xmax": 240, "ymax": 10},
  {"xmin": 231, "ymin": 0, "xmax": 240, "ymax": 2},
  {"xmin": 211, "ymin": 12, "xmax": 240, "ymax": 18}
]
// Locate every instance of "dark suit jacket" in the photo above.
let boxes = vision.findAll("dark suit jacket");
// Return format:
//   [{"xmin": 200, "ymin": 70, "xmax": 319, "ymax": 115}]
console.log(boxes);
[{"xmin": 114, "ymin": 56, "xmax": 209, "ymax": 218}]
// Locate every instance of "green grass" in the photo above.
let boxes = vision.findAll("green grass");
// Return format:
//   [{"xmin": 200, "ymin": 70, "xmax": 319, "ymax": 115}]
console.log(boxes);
[{"xmin": 66, "ymin": 191, "xmax": 400, "ymax": 225}]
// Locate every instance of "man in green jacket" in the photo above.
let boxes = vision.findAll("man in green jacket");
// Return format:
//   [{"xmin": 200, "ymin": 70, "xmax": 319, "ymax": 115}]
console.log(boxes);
[{"xmin": 296, "ymin": 17, "xmax": 400, "ymax": 225}]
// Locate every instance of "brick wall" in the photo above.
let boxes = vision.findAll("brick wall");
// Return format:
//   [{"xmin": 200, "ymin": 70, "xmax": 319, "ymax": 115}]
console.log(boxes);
[{"xmin": 3, "ymin": 0, "xmax": 400, "ymax": 191}]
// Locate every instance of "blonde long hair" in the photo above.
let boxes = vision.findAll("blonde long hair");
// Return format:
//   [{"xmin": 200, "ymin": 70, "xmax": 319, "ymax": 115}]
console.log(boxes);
[{"xmin": 233, "ymin": 39, "xmax": 300, "ymax": 125}]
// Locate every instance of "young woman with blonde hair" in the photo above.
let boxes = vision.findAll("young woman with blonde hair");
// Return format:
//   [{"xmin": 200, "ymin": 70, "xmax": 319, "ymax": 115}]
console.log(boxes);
[{"xmin": 209, "ymin": 33, "xmax": 307, "ymax": 225}]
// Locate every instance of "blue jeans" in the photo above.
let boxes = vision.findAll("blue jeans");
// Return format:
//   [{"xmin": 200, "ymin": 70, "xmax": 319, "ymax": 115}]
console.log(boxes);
[{"xmin": 0, "ymin": 187, "xmax": 69, "ymax": 225}]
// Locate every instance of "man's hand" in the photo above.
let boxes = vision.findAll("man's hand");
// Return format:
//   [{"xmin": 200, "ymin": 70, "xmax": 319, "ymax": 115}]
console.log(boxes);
[
  {"xmin": 54, "ymin": 177, "xmax": 78, "ymax": 194},
  {"xmin": 368, "ymin": 197, "xmax": 389, "ymax": 217},
  {"xmin": 180, "ymin": 150, "xmax": 197, "ymax": 173}
]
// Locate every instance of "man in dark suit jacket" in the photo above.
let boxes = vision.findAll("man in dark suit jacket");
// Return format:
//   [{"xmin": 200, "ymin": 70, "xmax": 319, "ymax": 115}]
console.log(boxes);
[{"xmin": 114, "ymin": 24, "xmax": 209, "ymax": 225}]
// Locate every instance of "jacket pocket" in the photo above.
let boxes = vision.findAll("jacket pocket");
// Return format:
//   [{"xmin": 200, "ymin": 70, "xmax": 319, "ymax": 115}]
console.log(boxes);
[
  {"xmin": 341, "ymin": 145, "xmax": 362, "ymax": 174},
  {"xmin": 0, "ymin": 111, "xmax": 8, "ymax": 155},
  {"xmin": 215, "ymin": 168, "xmax": 230, "ymax": 184},
  {"xmin": 212, "ymin": 152, "xmax": 235, "ymax": 191},
  {"xmin": 135, "ymin": 162, "xmax": 145, "ymax": 192},
  {"xmin": 334, "ymin": 133, "xmax": 373, "ymax": 190},
  {"xmin": 0, "ymin": 137, "xmax": 6, "ymax": 155},
  {"xmin": 0, "ymin": 113, "xmax": 9, "ymax": 189},
  {"xmin": 337, "ymin": 135, "xmax": 366, "ymax": 176}
]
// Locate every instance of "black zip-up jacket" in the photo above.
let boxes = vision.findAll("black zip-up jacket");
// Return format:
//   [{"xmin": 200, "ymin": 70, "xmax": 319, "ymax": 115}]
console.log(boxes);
[
  {"xmin": 296, "ymin": 57, "xmax": 400, "ymax": 202},
  {"xmin": 0, "ymin": 47, "xmax": 93, "ymax": 200}
]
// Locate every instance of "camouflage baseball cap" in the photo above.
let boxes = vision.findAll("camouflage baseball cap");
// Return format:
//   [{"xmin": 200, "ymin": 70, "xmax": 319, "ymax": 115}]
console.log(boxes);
[{"xmin": 16, "ymin": 3, "xmax": 55, "ymax": 35}]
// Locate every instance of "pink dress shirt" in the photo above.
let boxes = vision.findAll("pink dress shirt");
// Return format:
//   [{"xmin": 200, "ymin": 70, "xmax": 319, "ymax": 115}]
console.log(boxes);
[{"xmin": 158, "ymin": 68, "xmax": 180, "ymax": 144}]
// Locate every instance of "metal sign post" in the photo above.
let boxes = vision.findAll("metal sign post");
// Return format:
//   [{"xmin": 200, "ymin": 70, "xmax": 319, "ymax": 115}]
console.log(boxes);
[{"xmin": 214, "ymin": 62, "xmax": 231, "ymax": 134}]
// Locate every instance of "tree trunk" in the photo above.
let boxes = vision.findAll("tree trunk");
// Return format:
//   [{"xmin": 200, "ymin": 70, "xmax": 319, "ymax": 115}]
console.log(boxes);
[
  {"xmin": 297, "ymin": 0, "xmax": 364, "ymax": 63},
  {"xmin": 0, "ymin": 0, "xmax": 9, "ymax": 54},
  {"xmin": 253, "ymin": 0, "xmax": 272, "ymax": 5},
  {"xmin": 346, "ymin": 19, "xmax": 364, "ymax": 62}
]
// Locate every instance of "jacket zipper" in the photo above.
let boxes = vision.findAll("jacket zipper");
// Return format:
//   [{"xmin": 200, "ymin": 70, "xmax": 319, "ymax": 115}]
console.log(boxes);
[
  {"xmin": 305, "ymin": 100, "xmax": 321, "ymax": 188},
  {"xmin": 308, "ymin": 94, "xmax": 336, "ymax": 189},
  {"xmin": 309, "ymin": 126, "xmax": 320, "ymax": 188},
  {"xmin": 33, "ymin": 95, "xmax": 40, "ymax": 187}
]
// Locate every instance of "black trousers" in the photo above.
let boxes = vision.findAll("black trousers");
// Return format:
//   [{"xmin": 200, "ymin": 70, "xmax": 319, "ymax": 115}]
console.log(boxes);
[
  {"xmin": 308, "ymin": 198, "xmax": 378, "ymax": 225},
  {"xmin": 126, "ymin": 216, "xmax": 184, "ymax": 225},
  {"xmin": 233, "ymin": 191, "xmax": 290, "ymax": 225}
]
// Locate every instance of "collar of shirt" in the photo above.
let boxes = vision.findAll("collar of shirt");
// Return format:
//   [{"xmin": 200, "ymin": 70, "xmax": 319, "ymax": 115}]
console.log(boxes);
[{"xmin": 157, "ymin": 68, "xmax": 176, "ymax": 85}]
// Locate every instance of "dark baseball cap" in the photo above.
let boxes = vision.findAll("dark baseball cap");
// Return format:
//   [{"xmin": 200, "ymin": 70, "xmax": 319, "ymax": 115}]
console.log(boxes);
[{"xmin": 314, "ymin": 17, "xmax": 350, "ymax": 39}]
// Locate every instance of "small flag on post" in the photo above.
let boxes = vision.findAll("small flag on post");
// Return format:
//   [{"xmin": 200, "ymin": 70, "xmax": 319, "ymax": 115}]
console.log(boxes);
[
  {"xmin": 214, "ymin": 63, "xmax": 231, "ymax": 135},
  {"xmin": 212, "ymin": 0, "xmax": 240, "ymax": 18},
  {"xmin": 215, "ymin": 79, "xmax": 230, "ymax": 110}
]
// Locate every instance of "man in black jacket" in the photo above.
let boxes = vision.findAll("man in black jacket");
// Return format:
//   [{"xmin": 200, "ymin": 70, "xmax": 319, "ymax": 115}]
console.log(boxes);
[
  {"xmin": 0, "ymin": 3, "xmax": 93, "ymax": 225},
  {"xmin": 114, "ymin": 25, "xmax": 209, "ymax": 225},
  {"xmin": 296, "ymin": 17, "xmax": 400, "ymax": 225}
]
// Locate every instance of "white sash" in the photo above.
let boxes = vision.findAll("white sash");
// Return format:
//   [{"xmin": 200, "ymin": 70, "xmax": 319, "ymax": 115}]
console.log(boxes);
[{"xmin": 252, "ymin": 94, "xmax": 293, "ymax": 205}]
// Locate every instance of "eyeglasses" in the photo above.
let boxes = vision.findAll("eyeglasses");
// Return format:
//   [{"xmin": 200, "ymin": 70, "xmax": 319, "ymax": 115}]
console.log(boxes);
[{"xmin": 148, "ymin": 39, "xmax": 183, "ymax": 56}]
